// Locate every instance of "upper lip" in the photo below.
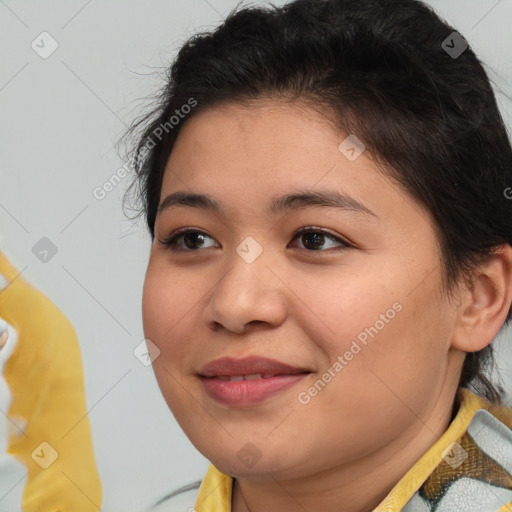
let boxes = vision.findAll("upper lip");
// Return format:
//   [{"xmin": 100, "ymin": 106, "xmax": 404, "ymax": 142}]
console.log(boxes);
[{"xmin": 199, "ymin": 356, "xmax": 310, "ymax": 377}]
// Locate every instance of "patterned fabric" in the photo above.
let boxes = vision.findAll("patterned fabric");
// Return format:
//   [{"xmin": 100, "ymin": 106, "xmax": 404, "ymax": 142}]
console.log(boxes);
[
  {"xmin": 191, "ymin": 388, "xmax": 512, "ymax": 512},
  {"xmin": 401, "ymin": 409, "xmax": 512, "ymax": 512}
]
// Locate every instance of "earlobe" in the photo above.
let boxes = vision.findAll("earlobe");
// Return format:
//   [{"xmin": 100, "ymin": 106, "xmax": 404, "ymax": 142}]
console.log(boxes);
[{"xmin": 451, "ymin": 244, "xmax": 512, "ymax": 353}]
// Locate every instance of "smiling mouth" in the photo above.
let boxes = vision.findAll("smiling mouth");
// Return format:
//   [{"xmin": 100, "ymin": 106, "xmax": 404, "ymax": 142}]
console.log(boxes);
[
  {"xmin": 197, "ymin": 356, "xmax": 312, "ymax": 406},
  {"xmin": 199, "ymin": 371, "xmax": 311, "ymax": 406}
]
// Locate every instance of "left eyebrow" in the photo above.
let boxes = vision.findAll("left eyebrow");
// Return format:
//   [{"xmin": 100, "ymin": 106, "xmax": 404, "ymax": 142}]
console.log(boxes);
[
  {"xmin": 158, "ymin": 188, "xmax": 379, "ymax": 221},
  {"xmin": 269, "ymin": 189, "xmax": 379, "ymax": 220}
]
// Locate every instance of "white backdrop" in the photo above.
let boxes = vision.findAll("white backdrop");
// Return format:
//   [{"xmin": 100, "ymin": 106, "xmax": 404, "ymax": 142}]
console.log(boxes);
[{"xmin": 1, "ymin": 0, "xmax": 511, "ymax": 510}]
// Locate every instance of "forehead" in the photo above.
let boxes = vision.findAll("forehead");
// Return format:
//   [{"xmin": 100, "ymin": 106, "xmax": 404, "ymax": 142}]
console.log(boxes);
[
  {"xmin": 163, "ymin": 100, "xmax": 365, "ymax": 188},
  {"xmin": 171, "ymin": 100, "xmax": 336, "ymax": 160},
  {"xmin": 158, "ymin": 100, "xmax": 433, "ymax": 229}
]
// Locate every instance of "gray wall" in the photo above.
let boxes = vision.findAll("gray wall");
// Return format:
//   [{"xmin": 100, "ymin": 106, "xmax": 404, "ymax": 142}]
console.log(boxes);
[{"xmin": 1, "ymin": 1, "xmax": 511, "ymax": 510}]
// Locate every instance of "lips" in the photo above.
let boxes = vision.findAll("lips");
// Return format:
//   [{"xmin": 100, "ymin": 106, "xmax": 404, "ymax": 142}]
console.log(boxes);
[
  {"xmin": 198, "ymin": 356, "xmax": 309, "ymax": 378},
  {"xmin": 198, "ymin": 356, "xmax": 311, "ymax": 406}
]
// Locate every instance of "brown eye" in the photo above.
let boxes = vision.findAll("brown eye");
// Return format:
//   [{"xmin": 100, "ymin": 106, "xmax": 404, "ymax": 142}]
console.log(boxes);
[
  {"xmin": 158, "ymin": 229, "xmax": 219, "ymax": 251},
  {"xmin": 290, "ymin": 227, "xmax": 352, "ymax": 251}
]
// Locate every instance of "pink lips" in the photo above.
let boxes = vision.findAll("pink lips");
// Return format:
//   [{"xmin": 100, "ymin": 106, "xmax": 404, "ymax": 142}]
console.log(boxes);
[{"xmin": 198, "ymin": 356, "xmax": 310, "ymax": 406}]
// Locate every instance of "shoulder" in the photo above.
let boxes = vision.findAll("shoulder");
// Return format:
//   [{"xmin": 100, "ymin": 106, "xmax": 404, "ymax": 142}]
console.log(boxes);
[{"xmin": 148, "ymin": 481, "xmax": 202, "ymax": 512}]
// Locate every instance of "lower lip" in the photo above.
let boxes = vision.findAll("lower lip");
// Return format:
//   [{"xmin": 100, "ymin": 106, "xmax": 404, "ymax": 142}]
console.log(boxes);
[{"xmin": 200, "ymin": 374, "xmax": 309, "ymax": 406}]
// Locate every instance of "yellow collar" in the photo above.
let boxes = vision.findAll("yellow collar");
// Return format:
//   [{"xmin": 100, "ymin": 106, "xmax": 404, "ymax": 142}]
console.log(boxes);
[{"xmin": 193, "ymin": 388, "xmax": 512, "ymax": 512}]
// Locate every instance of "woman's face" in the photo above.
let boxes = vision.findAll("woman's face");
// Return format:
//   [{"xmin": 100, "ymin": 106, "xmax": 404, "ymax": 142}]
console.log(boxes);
[{"xmin": 142, "ymin": 100, "xmax": 464, "ymax": 480}]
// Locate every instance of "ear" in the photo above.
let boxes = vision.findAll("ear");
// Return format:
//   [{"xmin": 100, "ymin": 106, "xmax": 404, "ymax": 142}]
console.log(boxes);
[{"xmin": 451, "ymin": 244, "xmax": 512, "ymax": 353}]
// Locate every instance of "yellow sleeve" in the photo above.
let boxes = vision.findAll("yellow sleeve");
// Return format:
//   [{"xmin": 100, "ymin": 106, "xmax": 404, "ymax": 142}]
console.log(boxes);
[{"xmin": 0, "ymin": 251, "xmax": 103, "ymax": 511}]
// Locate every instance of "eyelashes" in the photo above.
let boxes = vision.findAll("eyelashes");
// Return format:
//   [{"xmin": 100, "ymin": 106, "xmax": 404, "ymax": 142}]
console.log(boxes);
[{"xmin": 157, "ymin": 226, "xmax": 353, "ymax": 253}]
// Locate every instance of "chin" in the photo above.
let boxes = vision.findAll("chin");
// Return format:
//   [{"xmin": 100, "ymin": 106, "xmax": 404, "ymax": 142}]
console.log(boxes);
[{"xmin": 208, "ymin": 445, "xmax": 299, "ymax": 479}]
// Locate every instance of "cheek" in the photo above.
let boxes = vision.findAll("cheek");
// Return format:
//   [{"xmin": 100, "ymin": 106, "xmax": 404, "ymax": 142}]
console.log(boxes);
[
  {"xmin": 305, "ymin": 272, "xmax": 399, "ymax": 355},
  {"xmin": 142, "ymin": 261, "xmax": 187, "ymax": 356},
  {"xmin": 141, "ymin": 262, "xmax": 194, "ymax": 411},
  {"xmin": 338, "ymin": 285, "xmax": 449, "ymax": 412},
  {"xmin": 288, "ymin": 286, "xmax": 448, "ymax": 459},
  {"xmin": 141, "ymin": 265, "xmax": 166, "ymax": 343},
  {"xmin": 309, "ymin": 263, "xmax": 447, "ymax": 392},
  {"xmin": 142, "ymin": 258, "xmax": 211, "ymax": 379}
]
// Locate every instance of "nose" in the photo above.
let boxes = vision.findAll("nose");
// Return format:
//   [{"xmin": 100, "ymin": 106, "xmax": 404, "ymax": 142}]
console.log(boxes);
[{"xmin": 204, "ymin": 247, "xmax": 288, "ymax": 335}]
